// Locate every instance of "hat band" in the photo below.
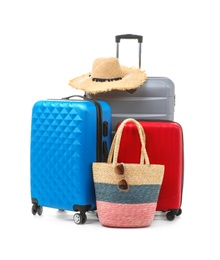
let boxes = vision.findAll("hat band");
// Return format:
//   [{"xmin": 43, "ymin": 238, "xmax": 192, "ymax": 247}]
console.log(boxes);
[{"xmin": 89, "ymin": 75, "xmax": 122, "ymax": 82}]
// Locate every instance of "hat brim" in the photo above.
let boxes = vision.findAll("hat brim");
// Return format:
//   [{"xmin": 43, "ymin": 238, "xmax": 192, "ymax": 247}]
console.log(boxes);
[{"xmin": 69, "ymin": 66, "xmax": 147, "ymax": 94}]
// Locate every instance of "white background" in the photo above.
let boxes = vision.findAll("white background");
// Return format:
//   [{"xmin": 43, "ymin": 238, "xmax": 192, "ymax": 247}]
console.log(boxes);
[{"xmin": 1, "ymin": 0, "xmax": 219, "ymax": 259}]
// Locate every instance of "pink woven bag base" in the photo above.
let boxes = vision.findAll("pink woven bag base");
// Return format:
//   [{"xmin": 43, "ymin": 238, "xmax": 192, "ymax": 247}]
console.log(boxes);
[{"xmin": 97, "ymin": 201, "xmax": 157, "ymax": 228}]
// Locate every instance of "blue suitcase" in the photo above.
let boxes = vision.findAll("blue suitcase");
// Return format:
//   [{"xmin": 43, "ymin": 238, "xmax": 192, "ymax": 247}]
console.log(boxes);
[{"xmin": 30, "ymin": 95, "xmax": 112, "ymax": 224}]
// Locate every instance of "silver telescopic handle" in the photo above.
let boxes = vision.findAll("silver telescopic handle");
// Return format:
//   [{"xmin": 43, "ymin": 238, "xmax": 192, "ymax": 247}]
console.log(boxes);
[{"xmin": 115, "ymin": 34, "xmax": 143, "ymax": 69}]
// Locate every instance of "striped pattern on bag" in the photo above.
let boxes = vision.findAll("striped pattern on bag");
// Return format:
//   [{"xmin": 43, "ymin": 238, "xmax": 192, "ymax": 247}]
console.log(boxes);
[
  {"xmin": 96, "ymin": 201, "xmax": 157, "ymax": 228},
  {"xmin": 94, "ymin": 183, "xmax": 161, "ymax": 204},
  {"xmin": 92, "ymin": 118, "xmax": 165, "ymax": 228}
]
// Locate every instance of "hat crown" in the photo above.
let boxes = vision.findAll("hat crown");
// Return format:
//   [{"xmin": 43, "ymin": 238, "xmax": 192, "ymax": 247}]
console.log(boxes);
[{"xmin": 91, "ymin": 57, "xmax": 124, "ymax": 79}]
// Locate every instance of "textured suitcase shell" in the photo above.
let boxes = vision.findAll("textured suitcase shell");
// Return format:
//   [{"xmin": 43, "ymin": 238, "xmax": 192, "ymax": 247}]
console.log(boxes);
[
  {"xmin": 86, "ymin": 77, "xmax": 175, "ymax": 133},
  {"xmin": 116, "ymin": 120, "xmax": 184, "ymax": 220},
  {"xmin": 30, "ymin": 98, "xmax": 112, "ymax": 223}
]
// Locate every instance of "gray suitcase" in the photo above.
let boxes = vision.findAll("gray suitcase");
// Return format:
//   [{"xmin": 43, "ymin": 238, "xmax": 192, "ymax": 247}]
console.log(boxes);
[{"xmin": 86, "ymin": 34, "xmax": 175, "ymax": 133}]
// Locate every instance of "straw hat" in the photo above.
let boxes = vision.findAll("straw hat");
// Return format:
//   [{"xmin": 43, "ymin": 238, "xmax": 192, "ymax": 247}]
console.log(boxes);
[{"xmin": 69, "ymin": 57, "xmax": 147, "ymax": 94}]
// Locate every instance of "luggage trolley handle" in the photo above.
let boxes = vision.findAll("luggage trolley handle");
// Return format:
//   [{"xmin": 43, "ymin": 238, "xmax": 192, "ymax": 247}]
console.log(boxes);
[{"xmin": 115, "ymin": 34, "xmax": 143, "ymax": 68}]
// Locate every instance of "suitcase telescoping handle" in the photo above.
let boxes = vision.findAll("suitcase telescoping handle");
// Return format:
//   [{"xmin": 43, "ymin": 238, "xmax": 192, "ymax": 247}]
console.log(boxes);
[{"xmin": 115, "ymin": 34, "xmax": 143, "ymax": 68}]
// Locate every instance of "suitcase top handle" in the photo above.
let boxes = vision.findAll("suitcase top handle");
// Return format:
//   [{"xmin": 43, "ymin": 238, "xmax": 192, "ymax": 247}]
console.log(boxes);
[
  {"xmin": 115, "ymin": 34, "xmax": 143, "ymax": 69},
  {"xmin": 115, "ymin": 34, "xmax": 143, "ymax": 43},
  {"xmin": 62, "ymin": 95, "xmax": 89, "ymax": 100}
]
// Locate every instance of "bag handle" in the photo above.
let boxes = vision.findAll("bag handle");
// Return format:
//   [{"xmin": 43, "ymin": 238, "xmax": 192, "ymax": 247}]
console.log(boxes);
[{"xmin": 107, "ymin": 118, "xmax": 150, "ymax": 165}]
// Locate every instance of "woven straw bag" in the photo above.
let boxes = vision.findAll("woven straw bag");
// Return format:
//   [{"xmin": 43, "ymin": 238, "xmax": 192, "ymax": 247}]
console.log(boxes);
[{"xmin": 92, "ymin": 118, "xmax": 165, "ymax": 228}]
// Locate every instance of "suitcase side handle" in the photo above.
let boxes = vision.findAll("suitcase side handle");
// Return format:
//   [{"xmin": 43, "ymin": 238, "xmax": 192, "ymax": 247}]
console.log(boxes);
[{"xmin": 115, "ymin": 34, "xmax": 142, "ymax": 69}]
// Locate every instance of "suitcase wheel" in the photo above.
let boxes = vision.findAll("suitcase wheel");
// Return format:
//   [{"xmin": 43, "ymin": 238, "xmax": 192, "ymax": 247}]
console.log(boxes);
[
  {"xmin": 73, "ymin": 212, "xmax": 87, "ymax": 224},
  {"xmin": 32, "ymin": 204, "xmax": 43, "ymax": 216},
  {"xmin": 176, "ymin": 208, "xmax": 182, "ymax": 216},
  {"xmin": 166, "ymin": 208, "xmax": 182, "ymax": 221}
]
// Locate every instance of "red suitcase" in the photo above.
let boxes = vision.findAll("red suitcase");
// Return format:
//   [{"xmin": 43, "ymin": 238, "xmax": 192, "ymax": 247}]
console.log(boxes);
[{"xmin": 116, "ymin": 120, "xmax": 184, "ymax": 220}]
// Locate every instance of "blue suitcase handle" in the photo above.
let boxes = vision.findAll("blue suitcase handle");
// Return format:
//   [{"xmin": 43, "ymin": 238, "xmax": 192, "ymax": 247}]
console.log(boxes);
[{"xmin": 62, "ymin": 95, "xmax": 89, "ymax": 100}]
